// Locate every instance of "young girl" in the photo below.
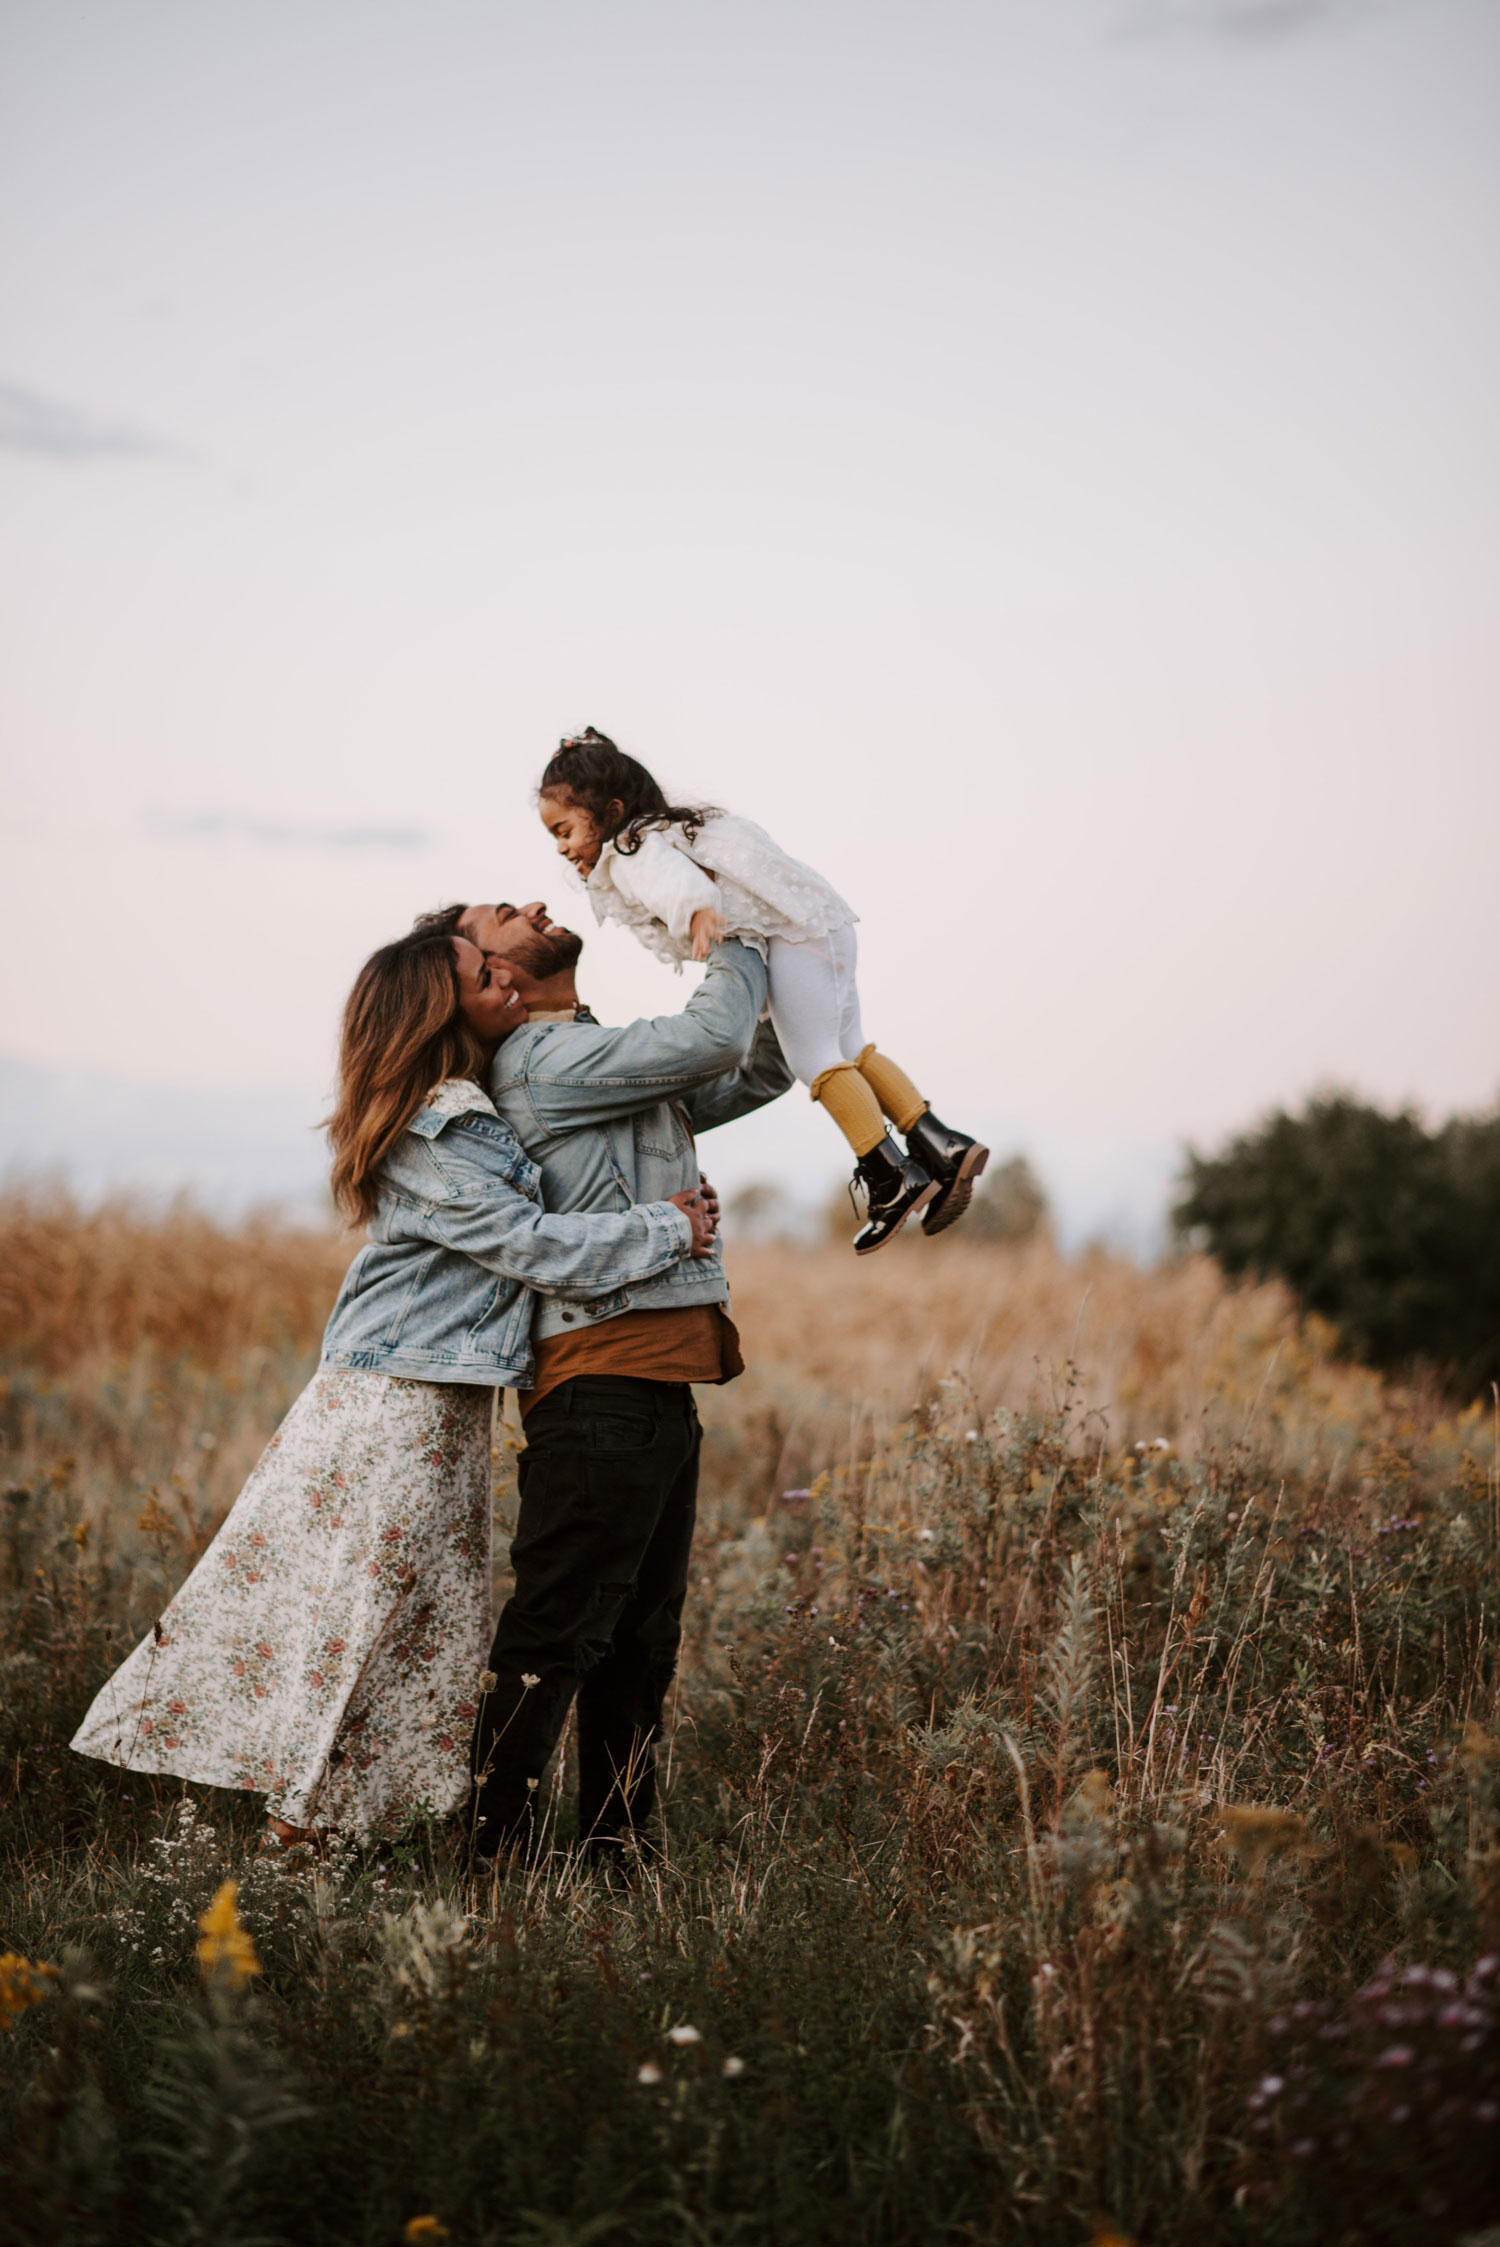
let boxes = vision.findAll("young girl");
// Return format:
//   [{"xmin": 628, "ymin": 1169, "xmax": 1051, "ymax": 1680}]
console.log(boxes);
[{"xmin": 536, "ymin": 727, "xmax": 988, "ymax": 1254}]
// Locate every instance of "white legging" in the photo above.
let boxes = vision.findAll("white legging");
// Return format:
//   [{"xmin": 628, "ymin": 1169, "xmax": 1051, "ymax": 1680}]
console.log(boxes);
[{"xmin": 766, "ymin": 924, "xmax": 865, "ymax": 1088}]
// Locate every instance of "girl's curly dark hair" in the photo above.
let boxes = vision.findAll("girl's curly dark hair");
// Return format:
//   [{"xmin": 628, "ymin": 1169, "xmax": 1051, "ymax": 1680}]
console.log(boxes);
[{"xmin": 539, "ymin": 727, "xmax": 718, "ymax": 857}]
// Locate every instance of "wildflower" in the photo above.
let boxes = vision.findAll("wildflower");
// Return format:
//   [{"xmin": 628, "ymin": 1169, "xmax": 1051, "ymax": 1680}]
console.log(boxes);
[
  {"xmin": 521, "ymin": 1672, "xmax": 540, "ymax": 1689},
  {"xmin": 1071, "ymin": 1770, "xmax": 1115, "ymax": 1822},
  {"xmin": 667, "ymin": 2023, "xmax": 701, "ymax": 2046},
  {"xmin": 1456, "ymin": 1721, "xmax": 1499, "ymax": 1772},
  {"xmin": 1219, "ymin": 1805, "xmax": 1310, "ymax": 1872},
  {"xmin": 722, "ymin": 2055, "xmax": 746, "ymax": 2077},
  {"xmin": 403, "ymin": 2222, "xmax": 450, "ymax": 2243},
  {"xmin": 636, "ymin": 2061, "xmax": 663, "ymax": 2084},
  {"xmin": 478, "ymin": 1670, "xmax": 498, "ymax": 1694},
  {"xmin": 195, "ymin": 1879, "xmax": 261, "ymax": 1991},
  {"xmin": 0, "ymin": 1953, "xmax": 59, "ymax": 2029}
]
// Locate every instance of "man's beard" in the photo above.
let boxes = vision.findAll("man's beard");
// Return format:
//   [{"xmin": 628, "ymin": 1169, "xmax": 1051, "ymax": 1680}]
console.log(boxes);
[{"xmin": 513, "ymin": 924, "xmax": 583, "ymax": 979}]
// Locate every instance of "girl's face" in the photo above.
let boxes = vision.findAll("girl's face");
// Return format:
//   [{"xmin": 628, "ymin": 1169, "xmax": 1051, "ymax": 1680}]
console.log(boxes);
[{"xmin": 539, "ymin": 788, "xmax": 618, "ymax": 877}]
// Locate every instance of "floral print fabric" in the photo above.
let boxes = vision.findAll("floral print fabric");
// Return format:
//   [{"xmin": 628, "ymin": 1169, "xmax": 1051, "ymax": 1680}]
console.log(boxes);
[{"xmin": 71, "ymin": 1371, "xmax": 494, "ymax": 1838}]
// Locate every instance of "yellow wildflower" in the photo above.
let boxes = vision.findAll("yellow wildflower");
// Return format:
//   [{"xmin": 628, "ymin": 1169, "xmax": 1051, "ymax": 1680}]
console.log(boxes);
[
  {"xmin": 0, "ymin": 1952, "xmax": 59, "ymax": 2029},
  {"xmin": 403, "ymin": 2221, "xmax": 450, "ymax": 2243},
  {"xmin": 196, "ymin": 1879, "xmax": 261, "ymax": 1991},
  {"xmin": 137, "ymin": 1492, "xmax": 179, "ymax": 1539}
]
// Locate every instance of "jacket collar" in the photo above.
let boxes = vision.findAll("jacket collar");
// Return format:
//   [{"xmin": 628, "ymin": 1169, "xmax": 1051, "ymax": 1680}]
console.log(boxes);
[{"xmin": 407, "ymin": 1077, "xmax": 498, "ymax": 1139}]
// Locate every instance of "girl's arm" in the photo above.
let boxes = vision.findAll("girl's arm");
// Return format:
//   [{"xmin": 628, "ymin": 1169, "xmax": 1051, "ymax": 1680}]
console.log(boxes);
[{"xmin": 610, "ymin": 829, "xmax": 721, "ymax": 946}]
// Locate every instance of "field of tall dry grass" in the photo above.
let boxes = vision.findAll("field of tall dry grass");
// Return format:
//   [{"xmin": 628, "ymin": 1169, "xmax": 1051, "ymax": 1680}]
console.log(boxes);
[{"xmin": 1, "ymin": 1188, "xmax": 1496, "ymax": 2246}]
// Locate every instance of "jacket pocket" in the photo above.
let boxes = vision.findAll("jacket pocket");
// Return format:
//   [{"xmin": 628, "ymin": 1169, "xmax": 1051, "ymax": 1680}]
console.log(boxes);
[{"xmin": 632, "ymin": 1102, "xmax": 688, "ymax": 1164}]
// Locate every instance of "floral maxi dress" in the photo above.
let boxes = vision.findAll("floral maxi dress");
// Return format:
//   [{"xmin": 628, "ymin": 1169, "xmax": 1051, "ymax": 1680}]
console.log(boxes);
[{"xmin": 71, "ymin": 1371, "xmax": 494, "ymax": 1839}]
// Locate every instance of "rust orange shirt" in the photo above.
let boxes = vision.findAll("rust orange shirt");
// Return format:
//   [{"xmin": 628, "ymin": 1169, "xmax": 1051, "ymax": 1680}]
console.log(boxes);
[{"xmin": 520, "ymin": 1303, "xmax": 745, "ymax": 1417}]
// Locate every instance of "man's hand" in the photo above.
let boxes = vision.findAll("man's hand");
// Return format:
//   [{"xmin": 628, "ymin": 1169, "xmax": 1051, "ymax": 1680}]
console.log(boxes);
[
  {"xmin": 689, "ymin": 907, "xmax": 728, "ymax": 962},
  {"xmin": 669, "ymin": 1188, "xmax": 718, "ymax": 1259}
]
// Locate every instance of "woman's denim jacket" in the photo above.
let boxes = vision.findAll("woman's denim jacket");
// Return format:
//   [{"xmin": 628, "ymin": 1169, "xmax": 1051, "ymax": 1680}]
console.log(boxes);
[{"xmin": 318, "ymin": 1080, "xmax": 693, "ymax": 1390}]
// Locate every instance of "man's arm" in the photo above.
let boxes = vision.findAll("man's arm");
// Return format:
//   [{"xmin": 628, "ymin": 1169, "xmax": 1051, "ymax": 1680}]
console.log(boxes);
[
  {"xmin": 679, "ymin": 1015, "xmax": 795, "ymax": 1133},
  {"xmin": 490, "ymin": 939, "xmax": 769, "ymax": 1135}
]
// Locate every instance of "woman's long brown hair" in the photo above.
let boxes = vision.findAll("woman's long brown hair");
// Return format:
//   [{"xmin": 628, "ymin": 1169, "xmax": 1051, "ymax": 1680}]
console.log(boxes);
[{"xmin": 327, "ymin": 929, "xmax": 490, "ymax": 1224}]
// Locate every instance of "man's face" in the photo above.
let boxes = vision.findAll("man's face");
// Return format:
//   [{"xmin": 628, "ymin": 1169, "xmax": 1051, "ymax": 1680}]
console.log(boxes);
[{"xmin": 457, "ymin": 901, "xmax": 583, "ymax": 988}]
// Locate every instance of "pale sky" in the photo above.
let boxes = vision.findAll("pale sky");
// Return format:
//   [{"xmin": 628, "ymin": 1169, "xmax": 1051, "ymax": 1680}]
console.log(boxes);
[{"xmin": 2, "ymin": 0, "xmax": 1497, "ymax": 1240}]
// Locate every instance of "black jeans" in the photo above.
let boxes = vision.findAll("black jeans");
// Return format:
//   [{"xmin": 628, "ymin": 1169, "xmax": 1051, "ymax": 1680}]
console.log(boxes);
[{"xmin": 469, "ymin": 1375, "xmax": 701, "ymax": 1855}]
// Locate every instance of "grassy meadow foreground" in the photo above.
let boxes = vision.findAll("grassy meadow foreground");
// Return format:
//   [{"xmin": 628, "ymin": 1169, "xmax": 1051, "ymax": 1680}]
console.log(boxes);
[{"xmin": 1, "ymin": 1191, "xmax": 1497, "ymax": 2245}]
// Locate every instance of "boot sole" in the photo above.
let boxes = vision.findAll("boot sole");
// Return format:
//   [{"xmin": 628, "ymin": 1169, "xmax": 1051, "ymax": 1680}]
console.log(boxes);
[
  {"xmin": 921, "ymin": 1143, "xmax": 990, "ymax": 1237},
  {"xmin": 854, "ymin": 1179, "xmax": 940, "ymax": 1254}
]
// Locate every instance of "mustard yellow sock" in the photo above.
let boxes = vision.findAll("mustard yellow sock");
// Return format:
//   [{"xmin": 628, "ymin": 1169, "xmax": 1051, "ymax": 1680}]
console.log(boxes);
[
  {"xmin": 856, "ymin": 1045, "xmax": 928, "ymax": 1136},
  {"xmin": 809, "ymin": 1061, "xmax": 887, "ymax": 1158}
]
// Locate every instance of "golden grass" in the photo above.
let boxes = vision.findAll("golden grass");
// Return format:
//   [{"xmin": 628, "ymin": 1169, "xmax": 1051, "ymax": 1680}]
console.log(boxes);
[{"xmin": 2, "ymin": 1193, "xmax": 1496, "ymax": 2241}]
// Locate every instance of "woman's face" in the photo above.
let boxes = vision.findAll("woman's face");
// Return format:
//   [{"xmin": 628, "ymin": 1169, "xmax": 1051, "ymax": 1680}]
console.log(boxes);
[{"xmin": 452, "ymin": 937, "xmax": 526, "ymax": 1050}]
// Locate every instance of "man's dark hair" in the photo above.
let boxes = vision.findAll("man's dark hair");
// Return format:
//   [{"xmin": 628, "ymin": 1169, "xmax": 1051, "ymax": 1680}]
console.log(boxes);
[
  {"xmin": 412, "ymin": 904, "xmax": 467, "ymax": 937},
  {"xmin": 539, "ymin": 726, "xmax": 718, "ymax": 857}
]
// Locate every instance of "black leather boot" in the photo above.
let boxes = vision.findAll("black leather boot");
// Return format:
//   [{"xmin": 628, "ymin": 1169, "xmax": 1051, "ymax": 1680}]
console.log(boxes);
[
  {"xmin": 850, "ymin": 1135, "xmax": 937, "ymax": 1254},
  {"xmin": 904, "ymin": 1110, "xmax": 990, "ymax": 1236}
]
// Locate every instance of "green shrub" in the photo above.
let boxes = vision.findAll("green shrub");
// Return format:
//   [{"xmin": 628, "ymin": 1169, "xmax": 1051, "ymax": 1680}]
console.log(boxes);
[{"xmin": 1174, "ymin": 1094, "xmax": 1500, "ymax": 1392}]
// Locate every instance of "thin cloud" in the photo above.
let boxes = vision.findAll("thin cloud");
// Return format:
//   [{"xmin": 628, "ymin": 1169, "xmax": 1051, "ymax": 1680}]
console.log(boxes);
[
  {"xmin": 147, "ymin": 810, "xmax": 433, "ymax": 854},
  {"xmin": 0, "ymin": 379, "xmax": 182, "ymax": 460},
  {"xmin": 1114, "ymin": 0, "xmax": 1385, "ymax": 42}
]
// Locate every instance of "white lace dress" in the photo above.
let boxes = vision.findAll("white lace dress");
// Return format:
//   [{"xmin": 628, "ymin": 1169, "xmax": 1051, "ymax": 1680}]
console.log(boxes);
[
  {"xmin": 71, "ymin": 1370, "xmax": 494, "ymax": 1839},
  {"xmin": 584, "ymin": 814, "xmax": 856, "ymax": 969}
]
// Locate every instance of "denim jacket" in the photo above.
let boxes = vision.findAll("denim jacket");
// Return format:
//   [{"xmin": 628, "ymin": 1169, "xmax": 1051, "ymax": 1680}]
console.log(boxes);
[
  {"xmin": 488, "ymin": 941, "xmax": 793, "ymax": 1343},
  {"xmin": 318, "ymin": 1080, "xmax": 694, "ymax": 1388}
]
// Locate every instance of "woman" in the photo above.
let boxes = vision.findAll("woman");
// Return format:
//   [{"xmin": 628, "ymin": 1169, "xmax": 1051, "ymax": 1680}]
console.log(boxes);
[{"xmin": 71, "ymin": 927, "xmax": 713, "ymax": 1842}]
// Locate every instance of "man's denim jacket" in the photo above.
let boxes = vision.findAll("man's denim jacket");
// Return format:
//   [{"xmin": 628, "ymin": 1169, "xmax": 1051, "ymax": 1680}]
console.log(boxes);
[
  {"xmin": 318, "ymin": 1080, "xmax": 694, "ymax": 1389},
  {"xmin": 488, "ymin": 941, "xmax": 792, "ymax": 1344}
]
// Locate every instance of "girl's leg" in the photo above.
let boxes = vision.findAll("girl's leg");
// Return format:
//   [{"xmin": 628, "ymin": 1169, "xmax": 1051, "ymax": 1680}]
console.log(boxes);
[
  {"xmin": 858, "ymin": 1048, "xmax": 927, "ymax": 1134},
  {"xmin": 767, "ymin": 932, "xmax": 884, "ymax": 1157},
  {"xmin": 768, "ymin": 928, "xmax": 937, "ymax": 1253},
  {"xmin": 824, "ymin": 925, "xmax": 992, "ymax": 1240}
]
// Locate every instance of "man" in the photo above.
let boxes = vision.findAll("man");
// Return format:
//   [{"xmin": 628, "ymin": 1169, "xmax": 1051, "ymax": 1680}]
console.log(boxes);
[{"xmin": 419, "ymin": 899, "xmax": 791, "ymax": 1862}]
